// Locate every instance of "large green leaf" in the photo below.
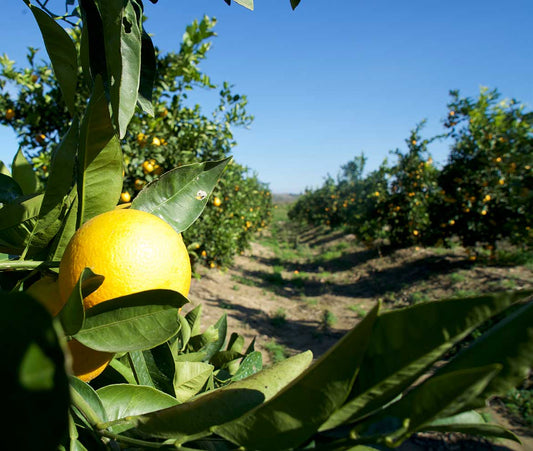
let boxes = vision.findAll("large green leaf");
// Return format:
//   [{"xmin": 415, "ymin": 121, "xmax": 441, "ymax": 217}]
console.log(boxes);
[
  {"xmin": 0, "ymin": 173, "xmax": 23, "ymax": 204},
  {"xmin": 131, "ymin": 157, "xmax": 231, "ymax": 233},
  {"xmin": 214, "ymin": 303, "xmax": 380, "ymax": 450},
  {"xmin": 132, "ymin": 350, "xmax": 313, "ymax": 441},
  {"xmin": 434, "ymin": 298, "xmax": 533, "ymax": 411},
  {"xmin": 95, "ymin": 0, "xmax": 142, "ymax": 138},
  {"xmin": 0, "ymin": 193, "xmax": 43, "ymax": 254},
  {"xmin": 350, "ymin": 365, "xmax": 502, "ymax": 448},
  {"xmin": 12, "ymin": 148, "xmax": 39, "ymax": 195},
  {"xmin": 30, "ymin": 120, "xmax": 79, "ymax": 256},
  {"xmin": 77, "ymin": 76, "xmax": 123, "ymax": 226},
  {"xmin": 420, "ymin": 410, "xmax": 520, "ymax": 443},
  {"xmin": 137, "ymin": 30, "xmax": 156, "ymax": 116},
  {"xmin": 25, "ymin": 2, "xmax": 78, "ymax": 114},
  {"xmin": 98, "ymin": 384, "xmax": 179, "ymax": 434},
  {"xmin": 1, "ymin": 292, "xmax": 70, "ymax": 450},
  {"xmin": 323, "ymin": 291, "xmax": 532, "ymax": 429},
  {"xmin": 73, "ymin": 289, "xmax": 187, "ymax": 352}
]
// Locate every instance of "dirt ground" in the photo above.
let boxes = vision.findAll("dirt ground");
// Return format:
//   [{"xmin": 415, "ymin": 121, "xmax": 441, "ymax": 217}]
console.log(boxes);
[{"xmin": 186, "ymin": 224, "xmax": 533, "ymax": 450}]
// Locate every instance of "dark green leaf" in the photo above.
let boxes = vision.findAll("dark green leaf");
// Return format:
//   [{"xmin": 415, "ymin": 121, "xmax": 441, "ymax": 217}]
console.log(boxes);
[
  {"xmin": 351, "ymin": 365, "xmax": 501, "ymax": 447},
  {"xmin": 185, "ymin": 304, "xmax": 202, "ymax": 336},
  {"xmin": 74, "ymin": 289, "xmax": 187, "ymax": 352},
  {"xmin": 69, "ymin": 375, "xmax": 108, "ymax": 423},
  {"xmin": 137, "ymin": 30, "xmax": 156, "ymax": 116},
  {"xmin": 96, "ymin": 0, "xmax": 142, "ymax": 138},
  {"xmin": 435, "ymin": 298, "xmax": 533, "ymax": 411},
  {"xmin": 26, "ymin": 3, "xmax": 78, "ymax": 114},
  {"xmin": 214, "ymin": 303, "xmax": 380, "ymax": 450},
  {"xmin": 210, "ymin": 350, "xmax": 244, "ymax": 369},
  {"xmin": 77, "ymin": 76, "xmax": 123, "ymax": 226},
  {"xmin": 131, "ymin": 157, "xmax": 231, "ymax": 233},
  {"xmin": 290, "ymin": 0, "xmax": 301, "ymax": 10},
  {"xmin": 133, "ymin": 350, "xmax": 313, "ymax": 440},
  {"xmin": 1, "ymin": 292, "xmax": 69, "ymax": 450},
  {"xmin": 0, "ymin": 173, "xmax": 23, "ymax": 204},
  {"xmin": 329, "ymin": 291, "xmax": 532, "ymax": 428},
  {"xmin": 60, "ymin": 267, "xmax": 104, "ymax": 336},
  {"xmin": 12, "ymin": 148, "xmax": 38, "ymax": 195}
]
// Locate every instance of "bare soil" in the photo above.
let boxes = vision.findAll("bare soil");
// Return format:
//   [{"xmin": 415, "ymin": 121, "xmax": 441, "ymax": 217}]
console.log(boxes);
[{"xmin": 186, "ymin": 222, "xmax": 533, "ymax": 450}]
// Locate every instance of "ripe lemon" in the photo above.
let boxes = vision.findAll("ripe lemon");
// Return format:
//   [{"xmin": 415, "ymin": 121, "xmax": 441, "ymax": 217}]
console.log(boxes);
[
  {"xmin": 26, "ymin": 275, "xmax": 114, "ymax": 382},
  {"xmin": 213, "ymin": 196, "xmax": 222, "ymax": 207},
  {"xmin": 58, "ymin": 209, "xmax": 191, "ymax": 310}
]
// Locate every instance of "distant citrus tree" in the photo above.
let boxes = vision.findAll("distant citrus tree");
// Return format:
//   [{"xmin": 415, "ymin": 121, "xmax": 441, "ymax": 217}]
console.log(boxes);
[
  {"xmin": 431, "ymin": 88, "xmax": 533, "ymax": 254},
  {"xmin": 0, "ymin": 15, "xmax": 272, "ymax": 268}
]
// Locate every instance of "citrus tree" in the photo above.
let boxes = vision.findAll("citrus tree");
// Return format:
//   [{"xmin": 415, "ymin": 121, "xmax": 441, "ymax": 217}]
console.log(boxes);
[
  {"xmin": 0, "ymin": 13, "xmax": 272, "ymax": 268},
  {"xmin": 1, "ymin": 1, "xmax": 532, "ymax": 450},
  {"xmin": 431, "ymin": 88, "xmax": 533, "ymax": 254}
]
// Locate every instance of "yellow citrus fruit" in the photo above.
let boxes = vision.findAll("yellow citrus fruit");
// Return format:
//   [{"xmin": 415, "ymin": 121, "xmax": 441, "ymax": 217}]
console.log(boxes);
[
  {"xmin": 26, "ymin": 275, "xmax": 65, "ymax": 317},
  {"xmin": 58, "ymin": 209, "xmax": 191, "ymax": 309},
  {"xmin": 5, "ymin": 108, "xmax": 15, "ymax": 120},
  {"xmin": 213, "ymin": 196, "xmax": 222, "ymax": 207},
  {"xmin": 57, "ymin": 209, "xmax": 191, "ymax": 382},
  {"xmin": 152, "ymin": 137, "xmax": 161, "ymax": 146},
  {"xmin": 142, "ymin": 160, "xmax": 154, "ymax": 174},
  {"xmin": 26, "ymin": 275, "xmax": 114, "ymax": 382},
  {"xmin": 120, "ymin": 192, "xmax": 131, "ymax": 203}
]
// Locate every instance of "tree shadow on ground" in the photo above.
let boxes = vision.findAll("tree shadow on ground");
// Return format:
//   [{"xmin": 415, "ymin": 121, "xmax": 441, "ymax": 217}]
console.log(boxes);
[
  {"xmin": 200, "ymin": 296, "xmax": 346, "ymax": 358},
  {"xmin": 237, "ymin": 252, "xmax": 476, "ymax": 301}
]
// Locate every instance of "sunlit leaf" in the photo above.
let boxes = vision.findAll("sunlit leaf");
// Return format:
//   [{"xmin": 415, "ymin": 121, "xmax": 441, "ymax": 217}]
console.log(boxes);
[{"xmin": 131, "ymin": 157, "xmax": 231, "ymax": 233}]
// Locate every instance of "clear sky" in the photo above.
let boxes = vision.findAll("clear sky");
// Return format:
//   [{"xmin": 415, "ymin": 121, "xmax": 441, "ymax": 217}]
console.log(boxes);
[{"xmin": 1, "ymin": 0, "xmax": 532, "ymax": 193}]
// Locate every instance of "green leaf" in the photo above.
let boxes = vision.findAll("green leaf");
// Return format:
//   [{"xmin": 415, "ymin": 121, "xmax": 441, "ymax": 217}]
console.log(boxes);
[
  {"xmin": 231, "ymin": 351, "xmax": 263, "ymax": 382},
  {"xmin": 189, "ymin": 313, "xmax": 227, "ymax": 362},
  {"xmin": 96, "ymin": 0, "xmax": 142, "ymax": 138},
  {"xmin": 30, "ymin": 120, "xmax": 78, "ymax": 255},
  {"xmin": 214, "ymin": 303, "xmax": 380, "ymax": 450},
  {"xmin": 327, "ymin": 291, "xmax": 532, "ymax": 428},
  {"xmin": 26, "ymin": 3, "xmax": 78, "ymax": 114},
  {"xmin": 185, "ymin": 304, "xmax": 202, "ymax": 336},
  {"xmin": 77, "ymin": 75, "xmax": 123, "ymax": 227},
  {"xmin": 69, "ymin": 375, "xmax": 108, "ymax": 424},
  {"xmin": 290, "ymin": 0, "xmax": 301, "ymax": 10},
  {"xmin": 59, "ymin": 267, "xmax": 104, "ymax": 336},
  {"xmin": 421, "ymin": 422, "xmax": 520, "ymax": 444},
  {"xmin": 137, "ymin": 30, "xmax": 156, "ymax": 116},
  {"xmin": 210, "ymin": 350, "xmax": 244, "ymax": 369},
  {"xmin": 1, "ymin": 292, "xmax": 70, "ymax": 450},
  {"xmin": 434, "ymin": 298, "xmax": 533, "ymax": 411},
  {"xmin": 0, "ymin": 173, "xmax": 23, "ymax": 204},
  {"xmin": 174, "ymin": 361, "xmax": 214, "ymax": 403},
  {"xmin": 351, "ymin": 365, "xmax": 502, "ymax": 447},
  {"xmin": 131, "ymin": 157, "xmax": 231, "ymax": 233},
  {"xmin": 97, "ymin": 384, "xmax": 179, "ymax": 434},
  {"xmin": 73, "ymin": 289, "xmax": 187, "ymax": 352},
  {"xmin": 12, "ymin": 148, "xmax": 38, "ymax": 195},
  {"xmin": 0, "ymin": 160, "xmax": 10, "ymax": 176},
  {"xmin": 133, "ymin": 350, "xmax": 313, "ymax": 440},
  {"xmin": 234, "ymin": 0, "xmax": 254, "ymax": 10},
  {"xmin": 141, "ymin": 343, "xmax": 176, "ymax": 395},
  {"xmin": 0, "ymin": 193, "xmax": 43, "ymax": 254}
]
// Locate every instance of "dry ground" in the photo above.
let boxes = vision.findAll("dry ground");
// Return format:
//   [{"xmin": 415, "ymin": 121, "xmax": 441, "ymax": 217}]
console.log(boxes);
[{"xmin": 186, "ymin": 220, "xmax": 533, "ymax": 450}]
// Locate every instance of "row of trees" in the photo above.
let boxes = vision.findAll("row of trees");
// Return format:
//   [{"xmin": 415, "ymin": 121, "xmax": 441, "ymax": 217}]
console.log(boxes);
[
  {"xmin": 0, "ymin": 15, "xmax": 272, "ymax": 268},
  {"xmin": 289, "ymin": 88, "xmax": 533, "ymax": 255}
]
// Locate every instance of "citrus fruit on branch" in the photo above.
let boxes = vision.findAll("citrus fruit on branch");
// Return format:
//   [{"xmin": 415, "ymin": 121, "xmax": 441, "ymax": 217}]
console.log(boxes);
[
  {"xmin": 26, "ymin": 209, "xmax": 192, "ymax": 382},
  {"xmin": 58, "ymin": 208, "xmax": 191, "ymax": 309}
]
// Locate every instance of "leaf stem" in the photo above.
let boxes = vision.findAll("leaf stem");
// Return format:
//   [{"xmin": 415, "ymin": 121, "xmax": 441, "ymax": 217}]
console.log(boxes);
[{"xmin": 0, "ymin": 259, "xmax": 59, "ymax": 271}]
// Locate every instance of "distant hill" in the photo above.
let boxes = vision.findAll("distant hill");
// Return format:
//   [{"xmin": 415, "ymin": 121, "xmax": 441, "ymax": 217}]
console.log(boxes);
[{"xmin": 272, "ymin": 193, "xmax": 300, "ymax": 205}]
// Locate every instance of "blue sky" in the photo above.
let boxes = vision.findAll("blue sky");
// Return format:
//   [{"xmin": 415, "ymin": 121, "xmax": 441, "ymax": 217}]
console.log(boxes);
[{"xmin": 1, "ymin": 0, "xmax": 532, "ymax": 193}]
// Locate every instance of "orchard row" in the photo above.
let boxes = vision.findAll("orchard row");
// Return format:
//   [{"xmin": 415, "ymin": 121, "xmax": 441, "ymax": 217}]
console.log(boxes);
[{"xmin": 289, "ymin": 88, "xmax": 533, "ymax": 256}]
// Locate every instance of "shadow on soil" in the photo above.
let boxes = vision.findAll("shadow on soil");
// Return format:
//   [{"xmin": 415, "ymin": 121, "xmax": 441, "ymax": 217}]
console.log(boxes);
[
  {"xmin": 239, "ymin": 251, "xmax": 477, "ymax": 302},
  {"xmin": 201, "ymin": 295, "xmax": 346, "ymax": 359}
]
